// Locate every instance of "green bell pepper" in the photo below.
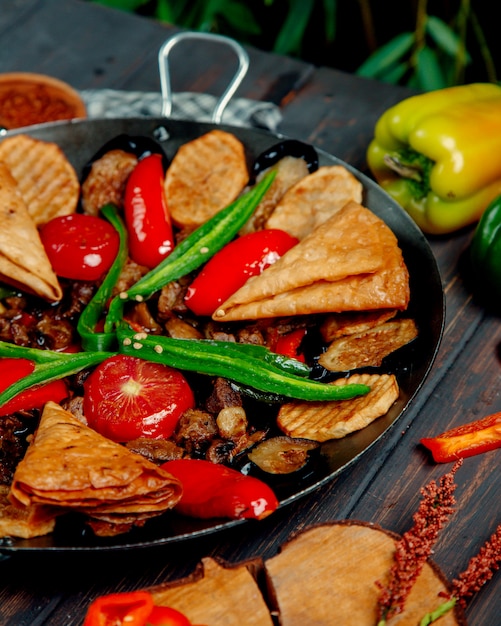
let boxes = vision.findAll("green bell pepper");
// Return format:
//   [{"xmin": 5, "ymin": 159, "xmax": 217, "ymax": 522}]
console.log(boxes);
[{"xmin": 470, "ymin": 193, "xmax": 501, "ymax": 311}]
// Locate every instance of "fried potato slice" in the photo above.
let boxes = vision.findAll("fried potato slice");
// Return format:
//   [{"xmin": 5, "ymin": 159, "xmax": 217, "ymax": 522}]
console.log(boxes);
[
  {"xmin": 318, "ymin": 318, "xmax": 419, "ymax": 372},
  {"xmin": 240, "ymin": 156, "xmax": 309, "ymax": 235},
  {"xmin": 0, "ymin": 134, "xmax": 79, "ymax": 225},
  {"xmin": 0, "ymin": 161, "xmax": 62, "ymax": 301},
  {"xmin": 265, "ymin": 165, "xmax": 363, "ymax": 239},
  {"xmin": 0, "ymin": 485, "xmax": 57, "ymax": 539},
  {"xmin": 277, "ymin": 373, "xmax": 399, "ymax": 441},
  {"xmin": 320, "ymin": 310, "xmax": 398, "ymax": 342},
  {"xmin": 81, "ymin": 148, "xmax": 138, "ymax": 215},
  {"xmin": 164, "ymin": 130, "xmax": 248, "ymax": 228}
]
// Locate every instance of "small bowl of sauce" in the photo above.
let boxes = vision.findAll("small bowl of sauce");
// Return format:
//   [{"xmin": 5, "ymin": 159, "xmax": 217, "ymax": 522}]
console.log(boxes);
[{"xmin": 0, "ymin": 72, "xmax": 87, "ymax": 130}]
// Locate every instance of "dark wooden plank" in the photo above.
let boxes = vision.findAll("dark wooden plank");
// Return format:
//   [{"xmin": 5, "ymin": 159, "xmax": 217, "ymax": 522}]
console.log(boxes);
[
  {"xmin": 0, "ymin": 0, "xmax": 313, "ymax": 107},
  {"xmin": 276, "ymin": 66, "xmax": 413, "ymax": 172}
]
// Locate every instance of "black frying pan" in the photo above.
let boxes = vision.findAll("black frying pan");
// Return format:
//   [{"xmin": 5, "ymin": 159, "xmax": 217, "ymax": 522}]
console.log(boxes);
[{"xmin": 0, "ymin": 114, "xmax": 444, "ymax": 553}]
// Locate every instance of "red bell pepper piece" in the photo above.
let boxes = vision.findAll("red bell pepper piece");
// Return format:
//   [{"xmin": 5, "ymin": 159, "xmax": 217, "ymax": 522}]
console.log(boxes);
[
  {"xmin": 161, "ymin": 458, "xmax": 279, "ymax": 520},
  {"xmin": 184, "ymin": 228, "xmax": 298, "ymax": 316},
  {"xmin": 124, "ymin": 153, "xmax": 174, "ymax": 269},
  {"xmin": 83, "ymin": 590, "xmax": 194, "ymax": 626},
  {"xmin": 147, "ymin": 605, "xmax": 193, "ymax": 626},
  {"xmin": 273, "ymin": 328, "xmax": 307, "ymax": 362},
  {"xmin": 83, "ymin": 590, "xmax": 154, "ymax": 626},
  {"xmin": 0, "ymin": 357, "xmax": 68, "ymax": 417},
  {"xmin": 420, "ymin": 412, "xmax": 501, "ymax": 462}
]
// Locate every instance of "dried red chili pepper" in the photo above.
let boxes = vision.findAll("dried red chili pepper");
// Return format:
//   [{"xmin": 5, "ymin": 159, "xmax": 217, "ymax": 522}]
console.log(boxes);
[
  {"xmin": 161, "ymin": 458, "xmax": 279, "ymax": 520},
  {"xmin": 420, "ymin": 412, "xmax": 501, "ymax": 462}
]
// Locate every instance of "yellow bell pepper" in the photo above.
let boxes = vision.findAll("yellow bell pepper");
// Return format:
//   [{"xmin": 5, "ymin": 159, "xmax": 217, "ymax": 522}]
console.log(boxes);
[{"xmin": 367, "ymin": 83, "xmax": 501, "ymax": 235}]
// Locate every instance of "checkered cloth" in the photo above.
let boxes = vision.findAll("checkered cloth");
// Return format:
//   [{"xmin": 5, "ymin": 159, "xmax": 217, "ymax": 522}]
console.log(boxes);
[{"xmin": 81, "ymin": 89, "xmax": 282, "ymax": 132}]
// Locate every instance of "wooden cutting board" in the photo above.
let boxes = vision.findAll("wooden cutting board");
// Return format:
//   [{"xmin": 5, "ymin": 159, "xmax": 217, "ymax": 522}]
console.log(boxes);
[{"xmin": 148, "ymin": 521, "xmax": 465, "ymax": 626}]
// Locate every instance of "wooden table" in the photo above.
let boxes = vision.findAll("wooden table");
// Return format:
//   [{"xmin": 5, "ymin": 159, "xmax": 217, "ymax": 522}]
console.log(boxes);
[{"xmin": 0, "ymin": 1, "xmax": 499, "ymax": 624}]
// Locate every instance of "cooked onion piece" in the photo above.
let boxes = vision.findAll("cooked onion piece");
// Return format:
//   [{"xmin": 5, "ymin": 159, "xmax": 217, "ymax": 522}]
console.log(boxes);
[{"xmin": 248, "ymin": 436, "xmax": 319, "ymax": 474}]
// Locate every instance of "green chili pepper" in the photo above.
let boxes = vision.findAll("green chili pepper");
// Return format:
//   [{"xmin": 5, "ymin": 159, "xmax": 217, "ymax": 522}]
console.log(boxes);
[
  {"xmin": 470, "ymin": 192, "xmax": 501, "ymax": 312},
  {"xmin": 105, "ymin": 171, "xmax": 276, "ymax": 329},
  {"xmin": 0, "ymin": 285, "xmax": 19, "ymax": 299},
  {"xmin": 0, "ymin": 340, "xmax": 115, "ymax": 408},
  {"xmin": 77, "ymin": 204, "xmax": 129, "ymax": 352},
  {"xmin": 117, "ymin": 325, "xmax": 370, "ymax": 402}
]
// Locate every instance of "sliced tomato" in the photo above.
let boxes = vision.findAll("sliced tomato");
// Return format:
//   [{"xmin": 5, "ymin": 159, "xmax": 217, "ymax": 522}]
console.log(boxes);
[
  {"xmin": 83, "ymin": 354, "xmax": 195, "ymax": 442},
  {"xmin": 40, "ymin": 213, "xmax": 120, "ymax": 281},
  {"xmin": 184, "ymin": 228, "xmax": 298, "ymax": 316}
]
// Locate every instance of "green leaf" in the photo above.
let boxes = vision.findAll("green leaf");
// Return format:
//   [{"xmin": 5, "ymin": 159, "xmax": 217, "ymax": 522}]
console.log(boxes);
[
  {"xmin": 426, "ymin": 15, "xmax": 471, "ymax": 63},
  {"xmin": 222, "ymin": 1, "xmax": 262, "ymax": 36},
  {"xmin": 322, "ymin": 0, "xmax": 337, "ymax": 42},
  {"xmin": 273, "ymin": 0, "xmax": 315, "ymax": 55},
  {"xmin": 356, "ymin": 32, "xmax": 414, "ymax": 78},
  {"xmin": 414, "ymin": 46, "xmax": 448, "ymax": 91},
  {"xmin": 377, "ymin": 61, "xmax": 409, "ymax": 85},
  {"xmin": 154, "ymin": 0, "xmax": 175, "ymax": 22}
]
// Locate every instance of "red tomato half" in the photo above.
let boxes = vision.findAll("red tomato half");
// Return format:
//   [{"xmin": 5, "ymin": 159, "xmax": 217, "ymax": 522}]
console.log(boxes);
[
  {"xmin": 83, "ymin": 354, "xmax": 195, "ymax": 442},
  {"xmin": 40, "ymin": 213, "xmax": 119, "ymax": 281},
  {"xmin": 184, "ymin": 229, "xmax": 298, "ymax": 316}
]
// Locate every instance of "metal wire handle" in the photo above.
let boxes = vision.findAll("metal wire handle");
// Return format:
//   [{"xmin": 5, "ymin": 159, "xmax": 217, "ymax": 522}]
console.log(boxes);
[{"xmin": 158, "ymin": 31, "xmax": 250, "ymax": 124}]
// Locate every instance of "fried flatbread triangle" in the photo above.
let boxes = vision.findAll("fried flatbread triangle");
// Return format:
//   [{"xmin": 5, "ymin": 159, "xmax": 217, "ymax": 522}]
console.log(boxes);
[
  {"xmin": 214, "ymin": 201, "xmax": 409, "ymax": 321},
  {"xmin": 265, "ymin": 165, "xmax": 363, "ymax": 239},
  {"xmin": 9, "ymin": 401, "xmax": 182, "ymax": 520},
  {"xmin": 0, "ymin": 161, "xmax": 62, "ymax": 301}
]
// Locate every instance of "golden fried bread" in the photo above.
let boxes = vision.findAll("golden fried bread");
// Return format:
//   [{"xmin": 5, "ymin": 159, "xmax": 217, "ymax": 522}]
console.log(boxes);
[
  {"xmin": 0, "ymin": 161, "xmax": 62, "ymax": 301},
  {"xmin": 265, "ymin": 165, "xmax": 363, "ymax": 239},
  {"xmin": 0, "ymin": 485, "xmax": 57, "ymax": 539},
  {"xmin": 0, "ymin": 134, "xmax": 79, "ymax": 225},
  {"xmin": 318, "ymin": 318, "xmax": 418, "ymax": 371},
  {"xmin": 164, "ymin": 130, "xmax": 248, "ymax": 228},
  {"xmin": 276, "ymin": 373, "xmax": 399, "ymax": 441},
  {"xmin": 9, "ymin": 402, "xmax": 182, "ymax": 535},
  {"xmin": 214, "ymin": 202, "xmax": 410, "ymax": 321}
]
